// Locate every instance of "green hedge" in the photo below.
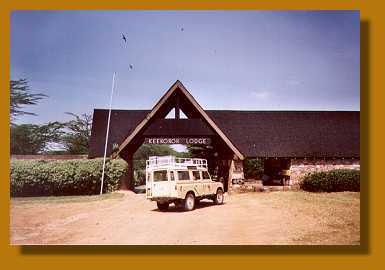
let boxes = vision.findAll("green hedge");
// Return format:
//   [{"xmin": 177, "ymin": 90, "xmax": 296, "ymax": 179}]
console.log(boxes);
[
  {"xmin": 10, "ymin": 158, "xmax": 128, "ymax": 197},
  {"xmin": 300, "ymin": 169, "xmax": 360, "ymax": 192}
]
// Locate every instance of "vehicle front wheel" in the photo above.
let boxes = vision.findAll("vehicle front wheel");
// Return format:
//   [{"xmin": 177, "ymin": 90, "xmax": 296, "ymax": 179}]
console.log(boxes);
[
  {"xmin": 213, "ymin": 189, "xmax": 224, "ymax": 205},
  {"xmin": 157, "ymin": 202, "xmax": 169, "ymax": 211},
  {"xmin": 184, "ymin": 193, "xmax": 195, "ymax": 211}
]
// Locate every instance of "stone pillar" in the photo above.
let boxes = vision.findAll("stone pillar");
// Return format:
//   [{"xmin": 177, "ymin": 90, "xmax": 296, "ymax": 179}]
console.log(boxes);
[
  {"xmin": 228, "ymin": 159, "xmax": 245, "ymax": 190},
  {"xmin": 217, "ymin": 159, "xmax": 230, "ymax": 192},
  {"xmin": 120, "ymin": 153, "xmax": 134, "ymax": 190},
  {"xmin": 227, "ymin": 160, "xmax": 234, "ymax": 193}
]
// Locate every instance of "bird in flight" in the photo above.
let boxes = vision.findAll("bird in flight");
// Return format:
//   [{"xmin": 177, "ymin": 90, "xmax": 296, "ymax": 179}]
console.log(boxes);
[
  {"xmin": 122, "ymin": 33, "xmax": 127, "ymax": 42},
  {"xmin": 129, "ymin": 64, "xmax": 133, "ymax": 70},
  {"xmin": 180, "ymin": 27, "xmax": 184, "ymax": 32}
]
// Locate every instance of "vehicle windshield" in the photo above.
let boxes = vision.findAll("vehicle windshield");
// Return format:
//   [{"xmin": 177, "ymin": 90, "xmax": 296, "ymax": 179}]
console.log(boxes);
[
  {"xmin": 153, "ymin": 170, "xmax": 168, "ymax": 182},
  {"xmin": 192, "ymin": 170, "xmax": 201, "ymax": 180},
  {"xmin": 202, "ymin": 170, "xmax": 210, "ymax": 179}
]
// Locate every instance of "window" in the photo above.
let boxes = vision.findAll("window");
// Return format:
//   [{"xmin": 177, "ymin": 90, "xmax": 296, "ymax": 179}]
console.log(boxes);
[
  {"xmin": 170, "ymin": 171, "xmax": 175, "ymax": 181},
  {"xmin": 192, "ymin": 171, "xmax": 201, "ymax": 180},
  {"xmin": 202, "ymin": 171, "xmax": 210, "ymax": 180},
  {"xmin": 177, "ymin": 171, "xmax": 190, "ymax": 181},
  {"xmin": 153, "ymin": 170, "xmax": 168, "ymax": 182}
]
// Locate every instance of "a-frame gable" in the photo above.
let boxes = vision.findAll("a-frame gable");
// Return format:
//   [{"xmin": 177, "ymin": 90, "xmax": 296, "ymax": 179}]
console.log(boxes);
[{"xmin": 117, "ymin": 80, "xmax": 244, "ymax": 160}]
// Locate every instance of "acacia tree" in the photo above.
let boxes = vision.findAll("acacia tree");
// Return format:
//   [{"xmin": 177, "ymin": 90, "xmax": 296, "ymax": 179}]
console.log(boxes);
[
  {"xmin": 60, "ymin": 112, "xmax": 92, "ymax": 154},
  {"xmin": 9, "ymin": 79, "xmax": 58, "ymax": 154},
  {"xmin": 187, "ymin": 144, "xmax": 218, "ymax": 175},
  {"xmin": 10, "ymin": 80, "xmax": 94, "ymax": 155},
  {"xmin": 10, "ymin": 122, "xmax": 63, "ymax": 154},
  {"xmin": 10, "ymin": 79, "xmax": 47, "ymax": 124}
]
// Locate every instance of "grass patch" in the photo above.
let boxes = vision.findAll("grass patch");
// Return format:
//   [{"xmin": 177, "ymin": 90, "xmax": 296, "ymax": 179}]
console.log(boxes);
[{"xmin": 11, "ymin": 192, "xmax": 125, "ymax": 205}]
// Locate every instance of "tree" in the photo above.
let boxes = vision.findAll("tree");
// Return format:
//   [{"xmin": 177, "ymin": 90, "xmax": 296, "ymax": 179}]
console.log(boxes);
[
  {"xmin": 243, "ymin": 158, "xmax": 264, "ymax": 179},
  {"xmin": 10, "ymin": 79, "xmax": 47, "ymax": 123},
  {"xmin": 10, "ymin": 122, "xmax": 63, "ymax": 154},
  {"xmin": 10, "ymin": 112, "xmax": 92, "ymax": 155},
  {"xmin": 60, "ymin": 112, "xmax": 92, "ymax": 154},
  {"xmin": 186, "ymin": 144, "xmax": 217, "ymax": 175},
  {"xmin": 132, "ymin": 144, "xmax": 181, "ymax": 186},
  {"xmin": 133, "ymin": 144, "xmax": 179, "ymax": 160}
]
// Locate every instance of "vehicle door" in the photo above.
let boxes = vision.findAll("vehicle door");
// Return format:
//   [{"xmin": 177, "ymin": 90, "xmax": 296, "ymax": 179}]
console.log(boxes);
[
  {"xmin": 176, "ymin": 170, "xmax": 191, "ymax": 196},
  {"xmin": 169, "ymin": 170, "xmax": 177, "ymax": 197},
  {"xmin": 152, "ymin": 170, "xmax": 170, "ymax": 197},
  {"xmin": 191, "ymin": 170, "xmax": 203, "ymax": 196},
  {"xmin": 146, "ymin": 171, "xmax": 152, "ymax": 198},
  {"xmin": 201, "ymin": 170, "xmax": 213, "ymax": 195}
]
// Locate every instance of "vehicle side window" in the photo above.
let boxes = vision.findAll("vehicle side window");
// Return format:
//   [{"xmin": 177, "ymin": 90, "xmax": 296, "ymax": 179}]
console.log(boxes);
[
  {"xmin": 202, "ymin": 171, "xmax": 210, "ymax": 180},
  {"xmin": 177, "ymin": 171, "xmax": 190, "ymax": 181},
  {"xmin": 169, "ymin": 171, "xmax": 175, "ymax": 181},
  {"xmin": 192, "ymin": 170, "xmax": 201, "ymax": 181},
  {"xmin": 153, "ymin": 170, "xmax": 168, "ymax": 182}
]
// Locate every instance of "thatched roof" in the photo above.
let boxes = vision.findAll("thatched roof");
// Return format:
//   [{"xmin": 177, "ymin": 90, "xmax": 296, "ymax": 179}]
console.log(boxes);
[{"xmin": 89, "ymin": 109, "xmax": 359, "ymax": 158}]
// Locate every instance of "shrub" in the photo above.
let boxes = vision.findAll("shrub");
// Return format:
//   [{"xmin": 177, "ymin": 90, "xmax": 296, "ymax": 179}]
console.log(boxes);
[
  {"xmin": 133, "ymin": 159, "xmax": 146, "ymax": 186},
  {"xmin": 300, "ymin": 169, "xmax": 360, "ymax": 192},
  {"xmin": 244, "ymin": 158, "xmax": 264, "ymax": 179},
  {"xmin": 10, "ymin": 158, "xmax": 128, "ymax": 197}
]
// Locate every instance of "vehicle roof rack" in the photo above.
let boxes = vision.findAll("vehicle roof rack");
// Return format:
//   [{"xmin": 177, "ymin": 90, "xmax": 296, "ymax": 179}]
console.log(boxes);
[{"xmin": 146, "ymin": 156, "xmax": 208, "ymax": 170}]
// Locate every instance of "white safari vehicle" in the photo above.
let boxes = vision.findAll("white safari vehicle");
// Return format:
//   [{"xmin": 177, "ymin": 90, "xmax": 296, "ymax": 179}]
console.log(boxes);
[{"xmin": 145, "ymin": 156, "xmax": 224, "ymax": 211}]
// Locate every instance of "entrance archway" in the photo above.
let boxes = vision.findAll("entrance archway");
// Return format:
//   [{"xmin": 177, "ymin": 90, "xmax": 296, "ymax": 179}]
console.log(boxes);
[{"xmin": 115, "ymin": 81, "xmax": 243, "ymax": 191}]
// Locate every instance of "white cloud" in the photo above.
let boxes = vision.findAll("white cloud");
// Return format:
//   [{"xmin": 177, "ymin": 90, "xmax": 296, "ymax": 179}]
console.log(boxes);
[{"xmin": 251, "ymin": 90, "xmax": 270, "ymax": 99}]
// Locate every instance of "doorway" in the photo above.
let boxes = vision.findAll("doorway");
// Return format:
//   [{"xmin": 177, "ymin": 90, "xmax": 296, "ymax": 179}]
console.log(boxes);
[{"xmin": 262, "ymin": 158, "xmax": 291, "ymax": 186}]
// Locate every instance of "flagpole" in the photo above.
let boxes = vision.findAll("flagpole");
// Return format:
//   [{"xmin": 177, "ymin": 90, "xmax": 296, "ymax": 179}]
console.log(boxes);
[{"xmin": 100, "ymin": 72, "xmax": 116, "ymax": 195}]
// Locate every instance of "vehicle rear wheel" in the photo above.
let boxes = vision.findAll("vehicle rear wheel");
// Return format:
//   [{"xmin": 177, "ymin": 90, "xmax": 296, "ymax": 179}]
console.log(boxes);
[
  {"xmin": 184, "ymin": 193, "xmax": 195, "ymax": 211},
  {"xmin": 157, "ymin": 202, "xmax": 169, "ymax": 211},
  {"xmin": 213, "ymin": 189, "xmax": 224, "ymax": 205}
]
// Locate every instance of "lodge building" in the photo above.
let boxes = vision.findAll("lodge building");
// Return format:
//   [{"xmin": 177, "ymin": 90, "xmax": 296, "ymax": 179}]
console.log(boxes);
[{"xmin": 89, "ymin": 80, "xmax": 360, "ymax": 191}]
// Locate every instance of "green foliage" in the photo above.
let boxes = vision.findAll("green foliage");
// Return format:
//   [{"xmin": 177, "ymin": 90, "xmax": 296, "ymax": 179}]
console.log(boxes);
[
  {"xmin": 10, "ymin": 111, "xmax": 93, "ymax": 155},
  {"xmin": 243, "ymin": 158, "xmax": 264, "ymax": 179},
  {"xmin": 10, "ymin": 122, "xmax": 63, "ymax": 154},
  {"xmin": 60, "ymin": 112, "xmax": 92, "ymax": 154},
  {"xmin": 186, "ymin": 144, "xmax": 216, "ymax": 174},
  {"xmin": 133, "ymin": 160, "xmax": 146, "ymax": 186},
  {"xmin": 133, "ymin": 144, "xmax": 179, "ymax": 160},
  {"xmin": 186, "ymin": 144, "xmax": 212, "ymax": 159},
  {"xmin": 300, "ymin": 169, "xmax": 360, "ymax": 192},
  {"xmin": 132, "ymin": 144, "xmax": 180, "ymax": 186},
  {"xmin": 10, "ymin": 158, "xmax": 128, "ymax": 197},
  {"xmin": 10, "ymin": 78, "xmax": 91, "ymax": 155},
  {"xmin": 10, "ymin": 79, "xmax": 47, "ymax": 123}
]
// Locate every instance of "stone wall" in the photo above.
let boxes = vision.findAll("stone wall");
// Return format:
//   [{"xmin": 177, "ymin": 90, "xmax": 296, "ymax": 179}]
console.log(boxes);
[{"xmin": 289, "ymin": 158, "xmax": 360, "ymax": 186}]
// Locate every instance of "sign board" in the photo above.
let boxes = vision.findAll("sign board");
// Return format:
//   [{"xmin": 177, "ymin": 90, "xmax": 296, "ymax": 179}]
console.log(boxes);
[{"xmin": 144, "ymin": 137, "xmax": 211, "ymax": 145}]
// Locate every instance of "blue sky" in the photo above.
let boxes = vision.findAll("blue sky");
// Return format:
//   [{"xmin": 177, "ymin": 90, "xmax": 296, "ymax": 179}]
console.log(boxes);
[{"xmin": 11, "ymin": 10, "xmax": 360, "ymax": 125}]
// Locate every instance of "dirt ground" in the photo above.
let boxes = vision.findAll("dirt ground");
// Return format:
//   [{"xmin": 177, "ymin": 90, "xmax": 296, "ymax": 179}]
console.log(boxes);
[{"xmin": 10, "ymin": 191, "xmax": 360, "ymax": 245}]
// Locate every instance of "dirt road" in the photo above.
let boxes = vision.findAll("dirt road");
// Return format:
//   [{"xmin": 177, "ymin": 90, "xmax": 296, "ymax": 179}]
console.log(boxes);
[{"xmin": 10, "ymin": 191, "xmax": 360, "ymax": 245}]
